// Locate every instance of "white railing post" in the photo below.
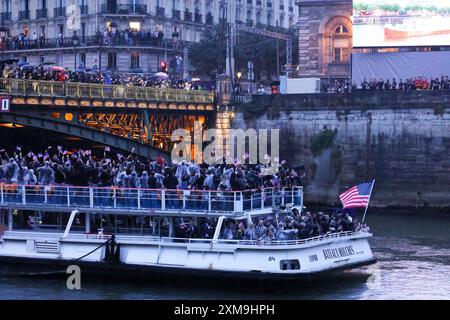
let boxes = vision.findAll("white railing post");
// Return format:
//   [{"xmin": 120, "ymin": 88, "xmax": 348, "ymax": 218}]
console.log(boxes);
[
  {"xmin": 137, "ymin": 189, "xmax": 141, "ymax": 210},
  {"xmin": 292, "ymin": 188, "xmax": 294, "ymax": 204},
  {"xmin": 22, "ymin": 186, "xmax": 26, "ymax": 205},
  {"xmin": 182, "ymin": 191, "xmax": 186, "ymax": 209},
  {"xmin": 233, "ymin": 192, "xmax": 237, "ymax": 213},
  {"xmin": 208, "ymin": 192, "xmax": 211, "ymax": 211},
  {"xmin": 250, "ymin": 193, "xmax": 253, "ymax": 210},
  {"xmin": 44, "ymin": 187, "xmax": 48, "ymax": 204},
  {"xmin": 67, "ymin": 187, "xmax": 70, "ymax": 206},
  {"xmin": 113, "ymin": 188, "xmax": 117, "ymax": 208},
  {"xmin": 0, "ymin": 185, "xmax": 3, "ymax": 204},
  {"xmin": 161, "ymin": 190, "xmax": 166, "ymax": 210},
  {"xmin": 261, "ymin": 190, "xmax": 264, "ymax": 209},
  {"xmin": 89, "ymin": 188, "xmax": 94, "ymax": 208}
]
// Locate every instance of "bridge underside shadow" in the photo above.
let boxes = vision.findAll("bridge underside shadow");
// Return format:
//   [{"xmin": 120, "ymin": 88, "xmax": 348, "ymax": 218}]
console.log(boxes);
[{"xmin": 0, "ymin": 112, "xmax": 170, "ymax": 160}]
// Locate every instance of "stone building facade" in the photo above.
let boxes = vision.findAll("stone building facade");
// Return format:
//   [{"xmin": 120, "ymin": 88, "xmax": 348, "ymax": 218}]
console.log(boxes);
[
  {"xmin": 0, "ymin": 0, "xmax": 298, "ymax": 73},
  {"xmin": 295, "ymin": 0, "xmax": 352, "ymax": 80}
]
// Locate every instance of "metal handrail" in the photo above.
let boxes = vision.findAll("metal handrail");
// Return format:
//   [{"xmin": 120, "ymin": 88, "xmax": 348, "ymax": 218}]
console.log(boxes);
[
  {"xmin": 3, "ymin": 230, "xmax": 364, "ymax": 247},
  {"xmin": 0, "ymin": 79, "xmax": 215, "ymax": 104},
  {"xmin": 0, "ymin": 184, "xmax": 303, "ymax": 214}
]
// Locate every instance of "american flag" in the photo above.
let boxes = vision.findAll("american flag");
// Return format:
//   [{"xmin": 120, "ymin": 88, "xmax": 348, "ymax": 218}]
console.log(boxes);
[{"xmin": 339, "ymin": 182, "xmax": 374, "ymax": 209}]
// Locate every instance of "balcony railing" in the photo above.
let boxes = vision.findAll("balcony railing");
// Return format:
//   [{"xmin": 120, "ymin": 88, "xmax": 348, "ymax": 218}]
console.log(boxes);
[
  {"xmin": 54, "ymin": 7, "xmax": 65, "ymax": 17},
  {"xmin": 1, "ymin": 12, "xmax": 11, "ymax": 21},
  {"xmin": 2, "ymin": 34, "xmax": 187, "ymax": 52},
  {"xmin": 118, "ymin": 4, "xmax": 147, "ymax": 14},
  {"xmin": 1, "ymin": 79, "xmax": 215, "ymax": 104},
  {"xmin": 80, "ymin": 5, "xmax": 88, "ymax": 15},
  {"xmin": 184, "ymin": 10, "xmax": 192, "ymax": 21},
  {"xmin": 156, "ymin": 6, "xmax": 165, "ymax": 17},
  {"xmin": 18, "ymin": 10, "xmax": 30, "ymax": 20},
  {"xmin": 172, "ymin": 9, "xmax": 181, "ymax": 19},
  {"xmin": 194, "ymin": 12, "xmax": 202, "ymax": 23},
  {"xmin": 206, "ymin": 13, "xmax": 213, "ymax": 25},
  {"xmin": 36, "ymin": 8, "xmax": 48, "ymax": 19},
  {"xmin": 100, "ymin": 4, "xmax": 147, "ymax": 14},
  {"xmin": 0, "ymin": 185, "xmax": 302, "ymax": 215}
]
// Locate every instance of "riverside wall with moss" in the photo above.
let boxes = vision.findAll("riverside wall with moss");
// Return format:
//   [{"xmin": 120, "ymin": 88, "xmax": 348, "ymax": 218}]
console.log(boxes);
[{"xmin": 234, "ymin": 90, "xmax": 450, "ymax": 208}]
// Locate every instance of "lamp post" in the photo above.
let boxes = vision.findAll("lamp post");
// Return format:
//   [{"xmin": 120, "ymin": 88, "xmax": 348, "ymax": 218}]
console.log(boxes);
[
  {"xmin": 72, "ymin": 31, "xmax": 79, "ymax": 69},
  {"xmin": 236, "ymin": 71, "xmax": 242, "ymax": 94},
  {"xmin": 0, "ymin": 24, "xmax": 9, "ymax": 61}
]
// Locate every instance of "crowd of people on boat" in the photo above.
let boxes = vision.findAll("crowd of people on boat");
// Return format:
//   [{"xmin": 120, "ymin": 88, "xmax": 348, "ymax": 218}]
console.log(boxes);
[
  {"xmin": 174, "ymin": 208, "xmax": 368, "ymax": 244},
  {"xmin": 322, "ymin": 75, "xmax": 450, "ymax": 93},
  {"xmin": 0, "ymin": 146, "xmax": 302, "ymax": 192},
  {"xmin": 1, "ymin": 63, "xmax": 211, "ymax": 91}
]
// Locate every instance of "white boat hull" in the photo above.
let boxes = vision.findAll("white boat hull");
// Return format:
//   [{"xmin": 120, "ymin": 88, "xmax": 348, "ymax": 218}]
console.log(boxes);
[{"xmin": 0, "ymin": 231, "xmax": 376, "ymax": 278}]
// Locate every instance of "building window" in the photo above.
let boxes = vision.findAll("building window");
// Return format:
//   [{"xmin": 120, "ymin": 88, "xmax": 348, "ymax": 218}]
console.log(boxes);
[
  {"xmin": 80, "ymin": 53, "xmax": 86, "ymax": 68},
  {"xmin": 332, "ymin": 25, "xmax": 350, "ymax": 63},
  {"xmin": 108, "ymin": 52, "xmax": 117, "ymax": 70},
  {"xmin": 335, "ymin": 25, "xmax": 349, "ymax": 34},
  {"xmin": 129, "ymin": 21, "xmax": 141, "ymax": 30},
  {"xmin": 333, "ymin": 48, "xmax": 348, "ymax": 63},
  {"xmin": 131, "ymin": 51, "xmax": 140, "ymax": 68}
]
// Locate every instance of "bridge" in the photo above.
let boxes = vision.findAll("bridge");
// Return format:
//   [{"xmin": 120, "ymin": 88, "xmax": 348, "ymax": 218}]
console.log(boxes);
[{"xmin": 0, "ymin": 79, "xmax": 216, "ymax": 159}]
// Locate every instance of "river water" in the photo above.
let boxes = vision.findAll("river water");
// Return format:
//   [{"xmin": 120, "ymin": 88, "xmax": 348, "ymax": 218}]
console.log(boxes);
[{"xmin": 0, "ymin": 213, "xmax": 449, "ymax": 300}]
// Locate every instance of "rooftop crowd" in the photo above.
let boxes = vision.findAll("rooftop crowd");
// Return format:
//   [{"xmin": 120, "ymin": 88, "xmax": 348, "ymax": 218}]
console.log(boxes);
[{"xmin": 0, "ymin": 146, "xmax": 302, "ymax": 191}]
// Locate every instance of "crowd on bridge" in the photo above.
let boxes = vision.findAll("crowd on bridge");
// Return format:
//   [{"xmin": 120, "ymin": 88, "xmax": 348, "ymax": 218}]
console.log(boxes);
[
  {"xmin": 0, "ymin": 145, "xmax": 302, "ymax": 192},
  {"xmin": 1, "ymin": 63, "xmax": 212, "ymax": 91},
  {"xmin": 323, "ymin": 75, "xmax": 450, "ymax": 93}
]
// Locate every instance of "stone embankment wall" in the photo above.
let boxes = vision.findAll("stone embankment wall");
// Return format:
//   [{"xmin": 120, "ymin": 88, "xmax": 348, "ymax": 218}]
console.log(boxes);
[{"xmin": 234, "ymin": 91, "xmax": 450, "ymax": 208}]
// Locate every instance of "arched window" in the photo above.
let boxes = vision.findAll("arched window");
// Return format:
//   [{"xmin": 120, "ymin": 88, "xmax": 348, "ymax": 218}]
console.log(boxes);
[
  {"xmin": 334, "ymin": 25, "xmax": 349, "ymax": 34},
  {"xmin": 332, "ymin": 25, "xmax": 350, "ymax": 63}
]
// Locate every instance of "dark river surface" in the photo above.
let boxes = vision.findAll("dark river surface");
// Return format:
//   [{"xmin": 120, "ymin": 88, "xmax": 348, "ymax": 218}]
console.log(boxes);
[{"xmin": 0, "ymin": 212, "xmax": 449, "ymax": 300}]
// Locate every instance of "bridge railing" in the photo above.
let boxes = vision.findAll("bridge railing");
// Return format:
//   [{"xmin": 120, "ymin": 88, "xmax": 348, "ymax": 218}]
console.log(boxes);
[
  {"xmin": 0, "ymin": 184, "xmax": 303, "ymax": 215},
  {"xmin": 1, "ymin": 79, "xmax": 215, "ymax": 104}
]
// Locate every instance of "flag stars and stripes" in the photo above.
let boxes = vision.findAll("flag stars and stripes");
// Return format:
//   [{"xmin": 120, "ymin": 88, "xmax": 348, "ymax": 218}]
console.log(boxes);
[{"xmin": 340, "ymin": 182, "xmax": 374, "ymax": 209}]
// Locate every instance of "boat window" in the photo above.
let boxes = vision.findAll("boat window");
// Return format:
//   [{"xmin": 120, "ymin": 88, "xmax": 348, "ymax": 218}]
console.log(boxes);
[{"xmin": 280, "ymin": 259, "xmax": 300, "ymax": 270}]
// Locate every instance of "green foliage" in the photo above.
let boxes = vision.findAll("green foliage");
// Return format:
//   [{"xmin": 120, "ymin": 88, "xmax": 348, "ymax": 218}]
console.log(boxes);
[
  {"xmin": 310, "ymin": 129, "xmax": 338, "ymax": 157},
  {"xmin": 189, "ymin": 25, "xmax": 299, "ymax": 79}
]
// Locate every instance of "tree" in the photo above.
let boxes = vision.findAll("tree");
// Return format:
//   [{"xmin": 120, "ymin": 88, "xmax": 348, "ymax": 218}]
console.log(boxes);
[{"xmin": 189, "ymin": 25, "xmax": 298, "ymax": 80}]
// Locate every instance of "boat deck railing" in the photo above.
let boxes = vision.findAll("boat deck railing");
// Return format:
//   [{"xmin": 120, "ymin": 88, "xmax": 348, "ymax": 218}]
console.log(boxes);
[
  {"xmin": 0, "ymin": 78, "xmax": 215, "ymax": 104},
  {"xmin": 0, "ymin": 184, "xmax": 303, "ymax": 215},
  {"xmin": 2, "ymin": 230, "xmax": 364, "ymax": 247}
]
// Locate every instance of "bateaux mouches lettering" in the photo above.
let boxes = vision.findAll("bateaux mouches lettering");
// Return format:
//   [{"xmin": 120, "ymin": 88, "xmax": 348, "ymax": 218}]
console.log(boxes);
[
  {"xmin": 174, "ymin": 305, "xmax": 208, "ymax": 318},
  {"xmin": 323, "ymin": 246, "xmax": 356, "ymax": 260}
]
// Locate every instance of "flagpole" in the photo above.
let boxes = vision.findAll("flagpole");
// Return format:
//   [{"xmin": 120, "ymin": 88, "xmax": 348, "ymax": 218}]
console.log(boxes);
[{"xmin": 362, "ymin": 179, "xmax": 375, "ymax": 223}]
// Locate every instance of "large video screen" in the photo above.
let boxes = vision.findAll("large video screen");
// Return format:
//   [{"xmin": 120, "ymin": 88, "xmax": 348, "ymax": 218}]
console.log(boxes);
[{"xmin": 353, "ymin": 0, "xmax": 450, "ymax": 47}]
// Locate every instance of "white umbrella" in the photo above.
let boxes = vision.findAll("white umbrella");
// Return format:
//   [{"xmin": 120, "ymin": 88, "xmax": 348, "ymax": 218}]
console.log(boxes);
[{"xmin": 154, "ymin": 72, "xmax": 169, "ymax": 79}]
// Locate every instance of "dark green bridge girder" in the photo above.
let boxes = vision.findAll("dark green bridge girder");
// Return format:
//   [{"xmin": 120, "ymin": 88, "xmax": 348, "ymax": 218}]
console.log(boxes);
[{"xmin": 0, "ymin": 111, "xmax": 171, "ymax": 161}]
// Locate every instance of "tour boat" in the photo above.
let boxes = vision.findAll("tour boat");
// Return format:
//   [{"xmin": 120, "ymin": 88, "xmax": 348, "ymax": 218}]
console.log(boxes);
[
  {"xmin": 0, "ymin": 185, "xmax": 376, "ymax": 279},
  {"xmin": 384, "ymin": 17, "xmax": 450, "ymax": 40}
]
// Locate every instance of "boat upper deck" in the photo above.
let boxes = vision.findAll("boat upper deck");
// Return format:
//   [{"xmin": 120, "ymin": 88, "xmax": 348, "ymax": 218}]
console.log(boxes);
[{"xmin": 0, "ymin": 185, "xmax": 303, "ymax": 217}]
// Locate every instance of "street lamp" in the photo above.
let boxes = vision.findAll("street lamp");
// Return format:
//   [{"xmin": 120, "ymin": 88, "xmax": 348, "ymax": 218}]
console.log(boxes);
[
  {"xmin": 72, "ymin": 31, "xmax": 79, "ymax": 69},
  {"xmin": 0, "ymin": 24, "xmax": 9, "ymax": 61}
]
